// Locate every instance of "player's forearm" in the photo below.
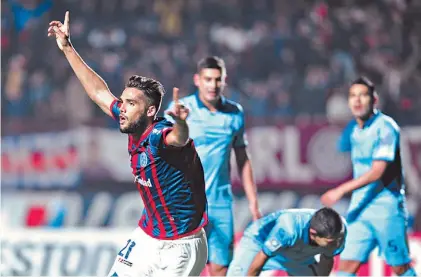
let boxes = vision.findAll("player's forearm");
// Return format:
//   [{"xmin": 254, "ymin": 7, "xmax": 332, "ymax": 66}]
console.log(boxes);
[
  {"xmin": 247, "ymin": 249, "xmax": 268, "ymax": 275},
  {"xmin": 247, "ymin": 265, "xmax": 263, "ymax": 277},
  {"xmin": 316, "ymin": 255, "xmax": 334, "ymax": 276},
  {"xmin": 241, "ymin": 159, "xmax": 259, "ymax": 206},
  {"xmin": 247, "ymin": 258, "xmax": 264, "ymax": 277},
  {"xmin": 339, "ymin": 165, "xmax": 385, "ymax": 195},
  {"xmin": 167, "ymin": 120, "xmax": 189, "ymax": 147},
  {"xmin": 62, "ymin": 44, "xmax": 115, "ymax": 114}
]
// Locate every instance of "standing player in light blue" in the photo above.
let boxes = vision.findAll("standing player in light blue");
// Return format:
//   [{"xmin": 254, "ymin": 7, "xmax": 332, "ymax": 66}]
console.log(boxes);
[
  {"xmin": 165, "ymin": 56, "xmax": 261, "ymax": 276},
  {"xmin": 227, "ymin": 207, "xmax": 347, "ymax": 276},
  {"xmin": 321, "ymin": 77, "xmax": 417, "ymax": 276}
]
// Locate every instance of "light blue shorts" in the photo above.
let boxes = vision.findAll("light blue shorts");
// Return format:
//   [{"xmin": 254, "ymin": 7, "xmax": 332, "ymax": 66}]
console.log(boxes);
[
  {"xmin": 204, "ymin": 206, "xmax": 234, "ymax": 266},
  {"xmin": 340, "ymin": 215, "xmax": 411, "ymax": 266}
]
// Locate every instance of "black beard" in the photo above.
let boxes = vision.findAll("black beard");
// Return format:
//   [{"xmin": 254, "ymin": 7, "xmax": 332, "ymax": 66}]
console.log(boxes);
[{"xmin": 120, "ymin": 115, "xmax": 148, "ymax": 134}]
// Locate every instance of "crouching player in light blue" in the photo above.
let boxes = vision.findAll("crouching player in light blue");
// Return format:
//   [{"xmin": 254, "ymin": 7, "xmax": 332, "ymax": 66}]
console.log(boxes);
[{"xmin": 227, "ymin": 208, "xmax": 347, "ymax": 276}]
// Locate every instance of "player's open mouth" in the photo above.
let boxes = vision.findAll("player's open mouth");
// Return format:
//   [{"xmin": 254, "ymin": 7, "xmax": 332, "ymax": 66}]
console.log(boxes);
[{"xmin": 119, "ymin": 116, "xmax": 127, "ymax": 124}]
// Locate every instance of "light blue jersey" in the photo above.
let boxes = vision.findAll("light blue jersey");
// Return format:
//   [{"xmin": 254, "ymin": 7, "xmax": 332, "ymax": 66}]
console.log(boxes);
[
  {"xmin": 165, "ymin": 92, "xmax": 247, "ymax": 266},
  {"xmin": 338, "ymin": 110, "xmax": 407, "ymax": 221},
  {"xmin": 165, "ymin": 92, "xmax": 247, "ymax": 207},
  {"xmin": 247, "ymin": 209, "xmax": 346, "ymax": 263},
  {"xmin": 227, "ymin": 209, "xmax": 347, "ymax": 276},
  {"xmin": 338, "ymin": 110, "xmax": 411, "ymax": 266}
]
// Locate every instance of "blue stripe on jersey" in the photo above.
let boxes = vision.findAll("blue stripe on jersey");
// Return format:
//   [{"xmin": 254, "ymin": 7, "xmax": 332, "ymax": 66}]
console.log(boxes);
[
  {"xmin": 141, "ymin": 151, "xmax": 167, "ymax": 237},
  {"xmin": 144, "ymin": 152, "xmax": 175, "ymax": 237},
  {"xmin": 124, "ymin": 118, "xmax": 207, "ymax": 239},
  {"xmin": 137, "ymin": 155, "xmax": 154, "ymax": 234}
]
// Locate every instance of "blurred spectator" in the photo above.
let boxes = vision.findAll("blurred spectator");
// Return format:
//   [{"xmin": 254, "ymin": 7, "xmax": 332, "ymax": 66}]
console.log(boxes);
[
  {"xmin": 4, "ymin": 54, "xmax": 28, "ymax": 118},
  {"xmin": 326, "ymin": 88, "xmax": 352, "ymax": 123},
  {"xmin": 1, "ymin": 0, "xmax": 420, "ymax": 130}
]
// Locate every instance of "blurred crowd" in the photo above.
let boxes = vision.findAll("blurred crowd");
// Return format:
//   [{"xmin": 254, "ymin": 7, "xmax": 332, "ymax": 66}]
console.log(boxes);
[{"xmin": 2, "ymin": 0, "xmax": 421, "ymax": 133}]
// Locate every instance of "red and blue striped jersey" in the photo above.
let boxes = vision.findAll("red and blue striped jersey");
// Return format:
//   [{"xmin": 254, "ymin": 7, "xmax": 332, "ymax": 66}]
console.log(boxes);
[{"xmin": 110, "ymin": 100, "xmax": 208, "ymax": 240}]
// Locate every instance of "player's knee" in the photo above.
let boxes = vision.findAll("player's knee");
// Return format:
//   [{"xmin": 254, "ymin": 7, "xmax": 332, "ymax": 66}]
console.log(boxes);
[
  {"xmin": 208, "ymin": 263, "xmax": 228, "ymax": 276},
  {"xmin": 338, "ymin": 260, "xmax": 361, "ymax": 274},
  {"xmin": 391, "ymin": 263, "xmax": 415, "ymax": 276}
]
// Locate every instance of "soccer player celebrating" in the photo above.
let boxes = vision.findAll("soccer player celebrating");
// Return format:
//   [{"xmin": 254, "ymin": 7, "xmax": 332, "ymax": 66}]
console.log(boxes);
[
  {"xmin": 48, "ymin": 12, "xmax": 208, "ymax": 277},
  {"xmin": 321, "ymin": 77, "xmax": 417, "ymax": 276},
  {"xmin": 165, "ymin": 56, "xmax": 261, "ymax": 276},
  {"xmin": 227, "ymin": 207, "xmax": 347, "ymax": 276}
]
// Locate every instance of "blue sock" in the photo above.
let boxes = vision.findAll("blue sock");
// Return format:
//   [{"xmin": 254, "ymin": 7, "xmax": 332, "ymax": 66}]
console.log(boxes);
[
  {"xmin": 336, "ymin": 271, "xmax": 357, "ymax": 276},
  {"xmin": 401, "ymin": 267, "xmax": 417, "ymax": 276}
]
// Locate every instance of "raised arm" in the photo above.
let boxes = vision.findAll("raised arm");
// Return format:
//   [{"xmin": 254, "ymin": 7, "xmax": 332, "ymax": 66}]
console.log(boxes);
[
  {"xmin": 165, "ymin": 88, "xmax": 190, "ymax": 147},
  {"xmin": 47, "ymin": 11, "xmax": 117, "ymax": 117}
]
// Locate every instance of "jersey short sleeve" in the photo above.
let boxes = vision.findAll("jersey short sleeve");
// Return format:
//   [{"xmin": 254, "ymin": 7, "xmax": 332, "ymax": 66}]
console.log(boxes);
[
  {"xmin": 337, "ymin": 121, "xmax": 355, "ymax": 153},
  {"xmin": 148, "ymin": 120, "xmax": 174, "ymax": 148},
  {"xmin": 109, "ymin": 99, "xmax": 121, "ymax": 120},
  {"xmin": 372, "ymin": 122, "xmax": 398, "ymax": 162},
  {"xmin": 261, "ymin": 227, "xmax": 295, "ymax": 257},
  {"xmin": 233, "ymin": 105, "xmax": 248, "ymax": 148}
]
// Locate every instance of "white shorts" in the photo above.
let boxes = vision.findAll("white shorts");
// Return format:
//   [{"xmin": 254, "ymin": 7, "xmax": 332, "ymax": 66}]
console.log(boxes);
[{"xmin": 107, "ymin": 227, "xmax": 208, "ymax": 277}]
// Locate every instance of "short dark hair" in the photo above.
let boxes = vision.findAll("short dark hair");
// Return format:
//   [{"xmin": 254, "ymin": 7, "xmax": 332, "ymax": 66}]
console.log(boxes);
[
  {"xmin": 197, "ymin": 56, "xmax": 226, "ymax": 77},
  {"xmin": 351, "ymin": 76, "xmax": 376, "ymax": 96},
  {"xmin": 126, "ymin": 75, "xmax": 165, "ymax": 112},
  {"xmin": 310, "ymin": 207, "xmax": 344, "ymax": 238}
]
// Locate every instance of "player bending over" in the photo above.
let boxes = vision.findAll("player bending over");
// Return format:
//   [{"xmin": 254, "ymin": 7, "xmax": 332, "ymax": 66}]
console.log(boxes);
[
  {"xmin": 226, "ymin": 207, "xmax": 347, "ymax": 276},
  {"xmin": 321, "ymin": 77, "xmax": 417, "ymax": 276},
  {"xmin": 48, "ymin": 12, "xmax": 208, "ymax": 277},
  {"xmin": 165, "ymin": 56, "xmax": 261, "ymax": 276}
]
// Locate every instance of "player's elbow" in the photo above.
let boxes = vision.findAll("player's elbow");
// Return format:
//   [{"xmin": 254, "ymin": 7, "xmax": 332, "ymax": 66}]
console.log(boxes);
[
  {"xmin": 172, "ymin": 138, "xmax": 189, "ymax": 147},
  {"xmin": 165, "ymin": 132, "xmax": 189, "ymax": 147}
]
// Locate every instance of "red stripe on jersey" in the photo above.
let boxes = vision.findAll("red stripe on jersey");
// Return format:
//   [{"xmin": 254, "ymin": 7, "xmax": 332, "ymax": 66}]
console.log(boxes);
[
  {"xmin": 140, "ymin": 147, "xmax": 166, "ymax": 236},
  {"xmin": 136, "ymin": 182, "xmax": 150, "ymax": 231},
  {"xmin": 159, "ymin": 211, "xmax": 208, "ymax": 240},
  {"xmin": 147, "ymin": 148, "xmax": 178, "ymax": 237},
  {"xmin": 130, "ymin": 146, "xmax": 136, "ymax": 175},
  {"xmin": 134, "ymin": 152, "xmax": 153, "ymax": 233},
  {"xmin": 139, "ymin": 156, "xmax": 162, "ymax": 234}
]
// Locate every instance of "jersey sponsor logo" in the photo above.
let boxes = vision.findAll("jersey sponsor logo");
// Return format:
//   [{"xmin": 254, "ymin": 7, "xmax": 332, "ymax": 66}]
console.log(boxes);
[
  {"xmin": 139, "ymin": 152, "xmax": 148, "ymax": 167},
  {"xmin": 135, "ymin": 176, "xmax": 152, "ymax": 187}
]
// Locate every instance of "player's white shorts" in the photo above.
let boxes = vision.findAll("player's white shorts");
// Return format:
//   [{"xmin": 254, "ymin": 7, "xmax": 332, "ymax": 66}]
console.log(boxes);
[{"xmin": 107, "ymin": 227, "xmax": 208, "ymax": 277}]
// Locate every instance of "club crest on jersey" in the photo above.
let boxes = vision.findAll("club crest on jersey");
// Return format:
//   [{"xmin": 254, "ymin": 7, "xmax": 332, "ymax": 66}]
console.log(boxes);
[{"xmin": 139, "ymin": 152, "xmax": 148, "ymax": 167}]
